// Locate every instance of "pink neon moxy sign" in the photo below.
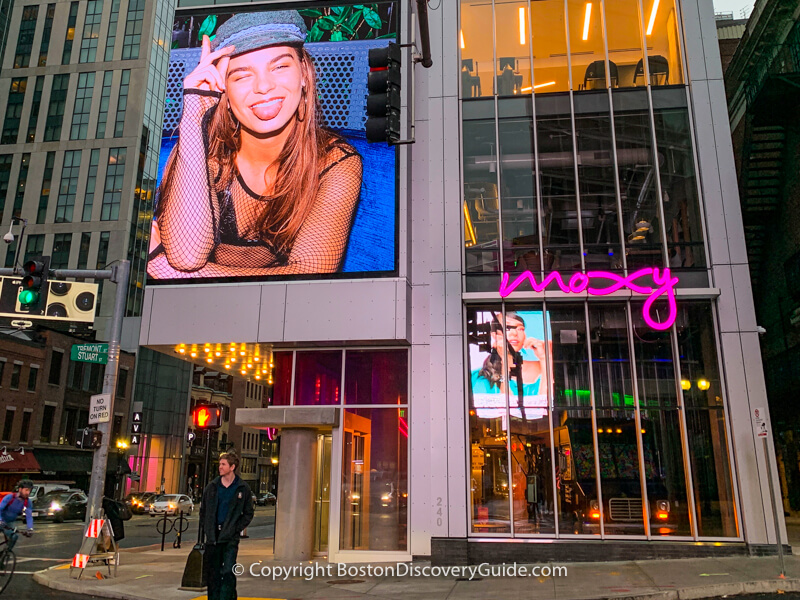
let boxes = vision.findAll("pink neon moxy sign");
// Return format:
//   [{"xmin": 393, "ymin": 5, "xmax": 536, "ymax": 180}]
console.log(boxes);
[{"xmin": 498, "ymin": 267, "xmax": 679, "ymax": 330}]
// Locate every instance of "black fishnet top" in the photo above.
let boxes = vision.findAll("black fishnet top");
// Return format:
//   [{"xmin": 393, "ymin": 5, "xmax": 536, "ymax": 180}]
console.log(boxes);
[{"xmin": 148, "ymin": 90, "xmax": 362, "ymax": 279}]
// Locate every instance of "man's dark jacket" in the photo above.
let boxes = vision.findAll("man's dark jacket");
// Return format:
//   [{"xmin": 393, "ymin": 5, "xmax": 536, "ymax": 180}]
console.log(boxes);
[{"xmin": 199, "ymin": 476, "xmax": 254, "ymax": 544}]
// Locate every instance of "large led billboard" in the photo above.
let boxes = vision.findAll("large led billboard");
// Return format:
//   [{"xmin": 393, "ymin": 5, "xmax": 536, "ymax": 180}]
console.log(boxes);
[{"xmin": 147, "ymin": 4, "xmax": 398, "ymax": 283}]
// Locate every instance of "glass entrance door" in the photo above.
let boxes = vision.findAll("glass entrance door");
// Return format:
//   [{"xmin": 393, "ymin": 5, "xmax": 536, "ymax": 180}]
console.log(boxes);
[{"xmin": 313, "ymin": 434, "xmax": 332, "ymax": 554}]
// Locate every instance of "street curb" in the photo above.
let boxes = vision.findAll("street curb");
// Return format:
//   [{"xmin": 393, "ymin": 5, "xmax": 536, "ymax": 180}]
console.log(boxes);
[
  {"xmin": 33, "ymin": 570, "xmax": 153, "ymax": 600},
  {"xmin": 32, "ymin": 568, "xmax": 800, "ymax": 600}
]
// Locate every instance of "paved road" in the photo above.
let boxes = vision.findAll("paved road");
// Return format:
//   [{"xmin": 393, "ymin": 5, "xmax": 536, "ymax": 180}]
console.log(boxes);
[{"xmin": 6, "ymin": 506, "xmax": 276, "ymax": 598}]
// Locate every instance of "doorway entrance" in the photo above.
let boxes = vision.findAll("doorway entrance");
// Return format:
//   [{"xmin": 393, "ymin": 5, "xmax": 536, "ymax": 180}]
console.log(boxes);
[{"xmin": 314, "ymin": 433, "xmax": 332, "ymax": 555}]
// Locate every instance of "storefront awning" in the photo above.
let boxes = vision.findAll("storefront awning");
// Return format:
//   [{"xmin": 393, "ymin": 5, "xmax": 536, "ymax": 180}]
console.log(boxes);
[
  {"xmin": 35, "ymin": 448, "xmax": 131, "ymax": 475},
  {"xmin": 0, "ymin": 449, "xmax": 40, "ymax": 473}
]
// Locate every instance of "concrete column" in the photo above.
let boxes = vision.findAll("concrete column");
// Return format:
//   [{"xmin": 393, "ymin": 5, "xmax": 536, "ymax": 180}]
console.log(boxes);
[{"xmin": 275, "ymin": 427, "xmax": 318, "ymax": 561}]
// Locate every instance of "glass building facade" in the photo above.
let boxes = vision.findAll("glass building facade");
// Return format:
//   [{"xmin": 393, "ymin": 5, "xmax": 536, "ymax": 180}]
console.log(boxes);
[{"xmin": 461, "ymin": 0, "xmax": 739, "ymax": 541}]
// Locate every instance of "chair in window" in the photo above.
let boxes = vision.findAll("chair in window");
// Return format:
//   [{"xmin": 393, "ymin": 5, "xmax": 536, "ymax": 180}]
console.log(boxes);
[
  {"xmin": 466, "ymin": 182, "xmax": 500, "ymax": 222},
  {"xmin": 497, "ymin": 57, "xmax": 523, "ymax": 96},
  {"xmin": 633, "ymin": 55, "xmax": 669, "ymax": 86},
  {"xmin": 461, "ymin": 59, "xmax": 482, "ymax": 98},
  {"xmin": 583, "ymin": 60, "xmax": 618, "ymax": 90}
]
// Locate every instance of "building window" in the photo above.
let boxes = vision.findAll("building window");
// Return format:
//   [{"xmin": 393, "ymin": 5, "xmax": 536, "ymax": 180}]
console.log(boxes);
[
  {"xmin": 96, "ymin": 231, "xmax": 110, "ymax": 268},
  {"xmin": 79, "ymin": 0, "xmax": 102, "ymax": 63},
  {"xmin": 114, "ymin": 70, "xmax": 130, "ymax": 138},
  {"xmin": 0, "ymin": 361, "xmax": 5, "ymax": 385},
  {"xmin": 96, "ymin": 71, "xmax": 113, "ymax": 139},
  {"xmin": 101, "ymin": 148, "xmax": 126, "ymax": 221},
  {"xmin": 459, "ymin": 0, "xmax": 684, "ymax": 99},
  {"xmin": 2, "ymin": 409, "xmax": 13, "ymax": 441},
  {"xmin": 26, "ymin": 76, "xmax": 45, "ymax": 142},
  {"xmin": 24, "ymin": 234, "xmax": 44, "ymax": 263},
  {"xmin": 19, "ymin": 411, "xmax": 31, "ymax": 443},
  {"xmin": 37, "ymin": 152, "xmax": 55, "ymax": 224},
  {"xmin": 27, "ymin": 366, "xmax": 38, "ymax": 392},
  {"xmin": 77, "ymin": 232, "xmax": 91, "ymax": 269},
  {"xmin": 12, "ymin": 153, "xmax": 30, "ymax": 220},
  {"xmin": 38, "ymin": 4, "xmax": 55, "ymax": 66},
  {"xmin": 82, "ymin": 149, "xmax": 100, "ymax": 221},
  {"xmin": 122, "ymin": 0, "xmax": 145, "ymax": 60},
  {"xmin": 13, "ymin": 6, "xmax": 38, "ymax": 68},
  {"xmin": 70, "ymin": 72, "xmax": 95, "ymax": 140},
  {"xmin": 49, "ymin": 350, "xmax": 63, "ymax": 385},
  {"xmin": 44, "ymin": 74, "xmax": 70, "ymax": 142},
  {"xmin": 1, "ymin": 78, "xmax": 27, "ymax": 144},
  {"xmin": 9, "ymin": 363, "xmax": 20, "ymax": 390},
  {"xmin": 340, "ymin": 408, "xmax": 407, "ymax": 551},
  {"xmin": 294, "ymin": 351, "xmax": 342, "ymax": 406},
  {"xmin": 61, "ymin": 2, "xmax": 79, "ymax": 65},
  {"xmin": 104, "ymin": 0, "xmax": 122, "ymax": 61},
  {"xmin": 40, "ymin": 404, "xmax": 55, "ymax": 443},
  {"xmin": 50, "ymin": 233, "xmax": 72, "ymax": 270},
  {"xmin": 116, "ymin": 367, "xmax": 128, "ymax": 399},
  {"xmin": 0, "ymin": 154, "xmax": 11, "ymax": 229},
  {"xmin": 55, "ymin": 150, "xmax": 81, "ymax": 223}
]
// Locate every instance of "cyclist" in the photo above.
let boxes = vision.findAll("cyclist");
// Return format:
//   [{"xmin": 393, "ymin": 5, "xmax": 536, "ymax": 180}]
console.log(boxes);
[{"xmin": 0, "ymin": 479, "xmax": 34, "ymax": 550}]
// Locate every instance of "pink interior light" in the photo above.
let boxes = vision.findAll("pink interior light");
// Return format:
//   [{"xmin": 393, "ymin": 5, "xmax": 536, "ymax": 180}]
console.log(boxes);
[{"xmin": 498, "ymin": 267, "xmax": 679, "ymax": 330}]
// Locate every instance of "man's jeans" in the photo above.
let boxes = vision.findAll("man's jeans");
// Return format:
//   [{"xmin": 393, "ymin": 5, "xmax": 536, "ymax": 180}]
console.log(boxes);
[
  {"xmin": 203, "ymin": 540, "xmax": 239, "ymax": 600},
  {"xmin": 0, "ymin": 523, "xmax": 18, "ymax": 552}
]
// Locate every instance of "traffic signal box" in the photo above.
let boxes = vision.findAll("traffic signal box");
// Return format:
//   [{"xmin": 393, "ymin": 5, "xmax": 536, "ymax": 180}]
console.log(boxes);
[
  {"xmin": 192, "ymin": 404, "xmax": 221, "ymax": 429},
  {"xmin": 365, "ymin": 43, "xmax": 401, "ymax": 144},
  {"xmin": 0, "ymin": 276, "xmax": 97, "ymax": 323},
  {"xmin": 17, "ymin": 256, "xmax": 49, "ymax": 311},
  {"xmin": 75, "ymin": 428, "xmax": 102, "ymax": 449}
]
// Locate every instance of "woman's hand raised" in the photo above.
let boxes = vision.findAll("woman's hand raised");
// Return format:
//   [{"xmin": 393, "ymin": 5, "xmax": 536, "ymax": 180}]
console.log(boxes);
[{"xmin": 184, "ymin": 35, "xmax": 234, "ymax": 93}]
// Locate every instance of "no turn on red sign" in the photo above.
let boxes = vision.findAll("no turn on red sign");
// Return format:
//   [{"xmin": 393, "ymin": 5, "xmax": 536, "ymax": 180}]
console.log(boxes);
[{"xmin": 88, "ymin": 393, "xmax": 111, "ymax": 425}]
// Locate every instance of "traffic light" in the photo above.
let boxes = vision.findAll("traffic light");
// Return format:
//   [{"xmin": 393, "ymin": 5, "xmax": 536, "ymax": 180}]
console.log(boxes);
[
  {"xmin": 365, "ymin": 43, "xmax": 401, "ymax": 144},
  {"xmin": 192, "ymin": 404, "xmax": 221, "ymax": 429},
  {"xmin": 75, "ymin": 428, "xmax": 102, "ymax": 449},
  {"xmin": 17, "ymin": 256, "xmax": 49, "ymax": 310}
]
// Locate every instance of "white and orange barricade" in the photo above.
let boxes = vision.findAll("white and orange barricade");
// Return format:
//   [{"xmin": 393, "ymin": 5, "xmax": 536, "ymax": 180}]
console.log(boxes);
[{"xmin": 69, "ymin": 515, "xmax": 119, "ymax": 580}]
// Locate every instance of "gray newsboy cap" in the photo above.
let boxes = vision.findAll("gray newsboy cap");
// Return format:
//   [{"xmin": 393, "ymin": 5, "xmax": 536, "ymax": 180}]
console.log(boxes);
[{"xmin": 210, "ymin": 11, "xmax": 307, "ymax": 57}]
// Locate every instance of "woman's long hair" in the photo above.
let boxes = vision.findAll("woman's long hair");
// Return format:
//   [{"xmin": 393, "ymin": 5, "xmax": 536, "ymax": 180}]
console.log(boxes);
[
  {"xmin": 478, "ymin": 313, "xmax": 523, "ymax": 387},
  {"xmin": 158, "ymin": 46, "xmax": 332, "ymax": 256}
]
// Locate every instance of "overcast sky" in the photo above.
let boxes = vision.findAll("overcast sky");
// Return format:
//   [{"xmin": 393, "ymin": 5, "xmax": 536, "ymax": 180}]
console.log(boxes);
[{"xmin": 712, "ymin": 0, "xmax": 753, "ymax": 18}]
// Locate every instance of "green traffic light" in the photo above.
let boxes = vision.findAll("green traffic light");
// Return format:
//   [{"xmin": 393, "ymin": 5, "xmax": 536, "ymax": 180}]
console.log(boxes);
[{"xmin": 18, "ymin": 289, "xmax": 38, "ymax": 305}]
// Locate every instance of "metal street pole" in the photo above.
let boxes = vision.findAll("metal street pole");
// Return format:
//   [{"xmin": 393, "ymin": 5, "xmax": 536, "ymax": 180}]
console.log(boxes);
[
  {"xmin": 86, "ymin": 260, "xmax": 130, "ymax": 522},
  {"xmin": 763, "ymin": 436, "xmax": 786, "ymax": 578}
]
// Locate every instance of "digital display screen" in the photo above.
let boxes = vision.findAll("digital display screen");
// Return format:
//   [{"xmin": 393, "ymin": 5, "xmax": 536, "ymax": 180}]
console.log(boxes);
[
  {"xmin": 468, "ymin": 310, "xmax": 553, "ymax": 420},
  {"xmin": 147, "ymin": 4, "xmax": 398, "ymax": 283}
]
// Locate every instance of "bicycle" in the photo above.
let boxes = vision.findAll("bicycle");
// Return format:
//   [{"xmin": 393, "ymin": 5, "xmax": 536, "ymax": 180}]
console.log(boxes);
[{"xmin": 0, "ymin": 526, "xmax": 20, "ymax": 595}]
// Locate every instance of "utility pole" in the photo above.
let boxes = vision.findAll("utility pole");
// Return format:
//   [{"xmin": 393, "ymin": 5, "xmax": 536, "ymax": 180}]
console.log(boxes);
[{"xmin": 85, "ymin": 260, "xmax": 130, "ymax": 520}]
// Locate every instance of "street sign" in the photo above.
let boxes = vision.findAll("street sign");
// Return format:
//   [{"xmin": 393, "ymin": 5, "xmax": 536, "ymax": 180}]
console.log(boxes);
[
  {"xmin": 753, "ymin": 406, "xmax": 769, "ymax": 438},
  {"xmin": 71, "ymin": 343, "xmax": 108, "ymax": 364},
  {"xmin": 187, "ymin": 431, "xmax": 196, "ymax": 443},
  {"xmin": 130, "ymin": 434, "xmax": 140, "ymax": 445},
  {"xmin": 88, "ymin": 393, "xmax": 111, "ymax": 424}
]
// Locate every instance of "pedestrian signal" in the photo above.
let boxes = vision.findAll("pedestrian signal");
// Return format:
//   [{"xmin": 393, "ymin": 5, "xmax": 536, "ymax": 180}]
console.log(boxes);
[{"xmin": 192, "ymin": 404, "xmax": 221, "ymax": 429}]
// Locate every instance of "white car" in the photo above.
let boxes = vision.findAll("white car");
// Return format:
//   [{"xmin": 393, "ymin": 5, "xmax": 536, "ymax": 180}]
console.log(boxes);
[{"xmin": 148, "ymin": 494, "xmax": 194, "ymax": 516}]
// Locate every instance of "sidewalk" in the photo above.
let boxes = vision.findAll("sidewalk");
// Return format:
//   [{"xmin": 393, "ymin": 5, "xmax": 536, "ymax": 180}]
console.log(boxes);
[{"xmin": 33, "ymin": 537, "xmax": 800, "ymax": 600}]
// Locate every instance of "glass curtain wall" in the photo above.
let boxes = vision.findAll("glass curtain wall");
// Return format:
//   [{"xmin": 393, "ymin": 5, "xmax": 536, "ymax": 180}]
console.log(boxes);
[
  {"xmin": 466, "ymin": 301, "xmax": 738, "ymax": 539},
  {"xmin": 258, "ymin": 348, "xmax": 409, "ymax": 551},
  {"xmin": 461, "ymin": 0, "xmax": 705, "ymax": 293}
]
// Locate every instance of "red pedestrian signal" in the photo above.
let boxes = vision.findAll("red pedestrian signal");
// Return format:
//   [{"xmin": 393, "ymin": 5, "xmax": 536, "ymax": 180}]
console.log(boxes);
[{"xmin": 192, "ymin": 404, "xmax": 221, "ymax": 429}]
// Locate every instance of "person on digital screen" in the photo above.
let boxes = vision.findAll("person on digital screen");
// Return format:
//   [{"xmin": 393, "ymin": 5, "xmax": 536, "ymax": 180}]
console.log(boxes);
[
  {"xmin": 471, "ymin": 312, "xmax": 550, "ymax": 399},
  {"xmin": 147, "ymin": 11, "xmax": 363, "ymax": 279}
]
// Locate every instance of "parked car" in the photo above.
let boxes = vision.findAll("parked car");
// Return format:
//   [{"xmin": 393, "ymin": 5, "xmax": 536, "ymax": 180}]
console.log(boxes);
[
  {"xmin": 129, "ymin": 491, "xmax": 158, "ymax": 514},
  {"xmin": 32, "ymin": 490, "xmax": 88, "ymax": 523},
  {"xmin": 148, "ymin": 494, "xmax": 194, "ymax": 516},
  {"xmin": 30, "ymin": 483, "xmax": 72, "ymax": 503},
  {"xmin": 256, "ymin": 492, "xmax": 276, "ymax": 506}
]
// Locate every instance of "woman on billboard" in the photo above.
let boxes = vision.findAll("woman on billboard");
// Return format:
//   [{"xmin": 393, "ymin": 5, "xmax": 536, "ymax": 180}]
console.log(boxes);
[
  {"xmin": 471, "ymin": 311, "xmax": 551, "ymax": 400},
  {"xmin": 147, "ymin": 11, "xmax": 363, "ymax": 278}
]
